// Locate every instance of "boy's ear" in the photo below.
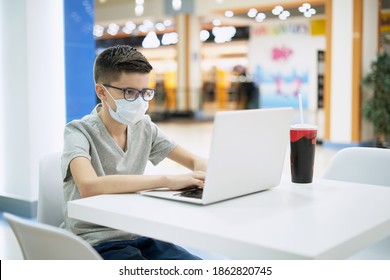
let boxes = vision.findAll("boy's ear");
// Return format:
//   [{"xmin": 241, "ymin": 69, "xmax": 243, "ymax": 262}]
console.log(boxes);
[{"xmin": 95, "ymin": 84, "xmax": 106, "ymax": 101}]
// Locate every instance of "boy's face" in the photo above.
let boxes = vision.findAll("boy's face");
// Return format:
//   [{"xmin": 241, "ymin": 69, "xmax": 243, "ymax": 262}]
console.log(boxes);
[{"xmin": 97, "ymin": 72, "xmax": 150, "ymax": 111}]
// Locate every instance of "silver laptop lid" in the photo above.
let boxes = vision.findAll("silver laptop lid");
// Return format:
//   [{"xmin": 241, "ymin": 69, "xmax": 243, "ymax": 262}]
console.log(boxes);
[{"xmin": 202, "ymin": 107, "xmax": 293, "ymax": 204}]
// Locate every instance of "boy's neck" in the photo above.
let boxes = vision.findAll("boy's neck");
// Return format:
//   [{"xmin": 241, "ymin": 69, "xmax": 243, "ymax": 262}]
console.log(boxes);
[{"xmin": 98, "ymin": 106, "xmax": 127, "ymax": 137}]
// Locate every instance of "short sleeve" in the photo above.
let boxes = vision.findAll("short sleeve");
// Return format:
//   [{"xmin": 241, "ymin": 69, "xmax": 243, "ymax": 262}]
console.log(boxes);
[
  {"xmin": 61, "ymin": 123, "xmax": 92, "ymax": 182},
  {"xmin": 148, "ymin": 122, "xmax": 177, "ymax": 165}
]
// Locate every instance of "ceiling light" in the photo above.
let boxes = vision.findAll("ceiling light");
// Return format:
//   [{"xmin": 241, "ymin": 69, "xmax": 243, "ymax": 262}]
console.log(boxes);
[
  {"xmin": 122, "ymin": 23, "xmax": 135, "ymax": 34},
  {"xmin": 272, "ymin": 6, "xmax": 284, "ymax": 15},
  {"xmin": 212, "ymin": 26, "xmax": 236, "ymax": 43},
  {"xmin": 225, "ymin": 10, "xmax": 234, "ymax": 18},
  {"xmin": 162, "ymin": 32, "xmax": 178, "ymax": 45},
  {"xmin": 93, "ymin": 25, "xmax": 104, "ymax": 37},
  {"xmin": 125, "ymin": 21, "xmax": 136, "ymax": 30},
  {"xmin": 164, "ymin": 19, "xmax": 173, "ymax": 27},
  {"xmin": 213, "ymin": 19, "xmax": 222, "ymax": 26},
  {"xmin": 298, "ymin": 6, "xmax": 306, "ymax": 13},
  {"xmin": 302, "ymin": 3, "xmax": 311, "ymax": 10},
  {"xmin": 135, "ymin": 4, "xmax": 144, "ymax": 16},
  {"xmin": 172, "ymin": 0, "xmax": 182, "ymax": 11},
  {"xmin": 143, "ymin": 20, "xmax": 154, "ymax": 29},
  {"xmin": 279, "ymin": 10, "xmax": 290, "ymax": 20},
  {"xmin": 155, "ymin": 23, "xmax": 166, "ymax": 31},
  {"xmin": 255, "ymin": 13, "xmax": 266, "ymax": 22},
  {"xmin": 138, "ymin": 24, "xmax": 148, "ymax": 33},
  {"xmin": 122, "ymin": 27, "xmax": 132, "ymax": 34},
  {"xmin": 247, "ymin": 8, "xmax": 258, "ymax": 18},
  {"xmin": 107, "ymin": 23, "xmax": 120, "ymax": 36},
  {"xmin": 200, "ymin": 30, "xmax": 210, "ymax": 41},
  {"xmin": 142, "ymin": 31, "xmax": 161, "ymax": 48},
  {"xmin": 299, "ymin": 3, "xmax": 316, "ymax": 16}
]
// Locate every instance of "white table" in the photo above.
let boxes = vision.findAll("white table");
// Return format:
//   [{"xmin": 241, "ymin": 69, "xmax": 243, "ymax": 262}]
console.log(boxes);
[{"xmin": 68, "ymin": 178, "xmax": 390, "ymax": 259}]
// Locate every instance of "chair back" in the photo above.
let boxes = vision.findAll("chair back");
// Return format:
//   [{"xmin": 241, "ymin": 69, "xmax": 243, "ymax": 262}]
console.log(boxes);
[
  {"xmin": 3, "ymin": 212, "xmax": 102, "ymax": 260},
  {"xmin": 323, "ymin": 147, "xmax": 390, "ymax": 259},
  {"xmin": 37, "ymin": 152, "xmax": 64, "ymax": 226},
  {"xmin": 322, "ymin": 147, "xmax": 390, "ymax": 187}
]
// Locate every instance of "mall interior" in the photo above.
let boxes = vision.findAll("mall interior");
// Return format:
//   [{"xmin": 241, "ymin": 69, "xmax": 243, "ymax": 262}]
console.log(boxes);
[{"xmin": 0, "ymin": 0, "xmax": 389, "ymax": 260}]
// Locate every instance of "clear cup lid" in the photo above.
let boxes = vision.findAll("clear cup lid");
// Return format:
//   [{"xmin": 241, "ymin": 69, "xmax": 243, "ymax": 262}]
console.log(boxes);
[{"xmin": 290, "ymin": 124, "xmax": 318, "ymax": 130}]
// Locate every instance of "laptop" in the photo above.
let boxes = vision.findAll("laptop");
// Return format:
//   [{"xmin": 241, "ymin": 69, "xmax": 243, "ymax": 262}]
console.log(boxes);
[{"xmin": 140, "ymin": 107, "xmax": 293, "ymax": 205}]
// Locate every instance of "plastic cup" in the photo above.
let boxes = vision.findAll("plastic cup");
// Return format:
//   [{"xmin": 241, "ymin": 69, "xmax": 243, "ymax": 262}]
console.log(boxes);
[{"xmin": 290, "ymin": 124, "xmax": 318, "ymax": 183}]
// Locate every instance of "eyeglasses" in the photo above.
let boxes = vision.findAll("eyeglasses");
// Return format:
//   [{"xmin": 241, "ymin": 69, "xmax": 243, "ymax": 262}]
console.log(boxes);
[{"xmin": 102, "ymin": 84, "xmax": 155, "ymax": 102}]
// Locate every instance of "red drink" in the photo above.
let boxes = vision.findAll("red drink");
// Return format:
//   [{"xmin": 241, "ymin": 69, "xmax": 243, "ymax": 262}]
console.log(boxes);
[{"xmin": 290, "ymin": 125, "xmax": 317, "ymax": 183}]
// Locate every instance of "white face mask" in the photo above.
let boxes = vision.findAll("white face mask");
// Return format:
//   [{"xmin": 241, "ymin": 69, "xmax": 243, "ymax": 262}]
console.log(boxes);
[{"xmin": 102, "ymin": 85, "xmax": 149, "ymax": 125}]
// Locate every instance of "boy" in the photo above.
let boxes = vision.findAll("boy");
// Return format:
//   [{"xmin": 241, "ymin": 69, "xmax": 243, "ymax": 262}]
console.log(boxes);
[{"xmin": 62, "ymin": 45, "xmax": 207, "ymax": 260}]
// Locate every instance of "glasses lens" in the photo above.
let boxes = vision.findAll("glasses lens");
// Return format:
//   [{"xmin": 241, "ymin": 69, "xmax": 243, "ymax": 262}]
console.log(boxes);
[
  {"xmin": 123, "ymin": 88, "xmax": 139, "ymax": 101},
  {"xmin": 143, "ymin": 89, "xmax": 155, "ymax": 101}
]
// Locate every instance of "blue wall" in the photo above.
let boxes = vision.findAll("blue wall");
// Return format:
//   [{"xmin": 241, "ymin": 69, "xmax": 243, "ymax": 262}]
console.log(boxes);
[{"xmin": 64, "ymin": 0, "xmax": 96, "ymax": 122}]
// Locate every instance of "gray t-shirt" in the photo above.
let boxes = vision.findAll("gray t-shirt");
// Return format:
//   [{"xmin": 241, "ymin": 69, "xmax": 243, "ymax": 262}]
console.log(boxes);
[{"xmin": 62, "ymin": 104, "xmax": 177, "ymax": 246}]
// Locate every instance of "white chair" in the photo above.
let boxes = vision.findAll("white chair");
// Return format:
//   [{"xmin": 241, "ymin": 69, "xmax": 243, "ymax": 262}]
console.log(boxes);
[
  {"xmin": 3, "ymin": 212, "xmax": 102, "ymax": 260},
  {"xmin": 322, "ymin": 147, "xmax": 390, "ymax": 259},
  {"xmin": 5, "ymin": 152, "xmax": 102, "ymax": 259},
  {"xmin": 322, "ymin": 147, "xmax": 390, "ymax": 186},
  {"xmin": 37, "ymin": 152, "xmax": 64, "ymax": 226}
]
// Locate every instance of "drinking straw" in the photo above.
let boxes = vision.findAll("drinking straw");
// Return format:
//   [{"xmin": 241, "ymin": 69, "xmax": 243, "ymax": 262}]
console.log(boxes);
[{"xmin": 298, "ymin": 93, "xmax": 304, "ymax": 124}]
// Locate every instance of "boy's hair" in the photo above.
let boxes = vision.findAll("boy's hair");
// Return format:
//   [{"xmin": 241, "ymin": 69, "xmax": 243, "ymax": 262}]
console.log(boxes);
[{"xmin": 94, "ymin": 45, "xmax": 153, "ymax": 84}]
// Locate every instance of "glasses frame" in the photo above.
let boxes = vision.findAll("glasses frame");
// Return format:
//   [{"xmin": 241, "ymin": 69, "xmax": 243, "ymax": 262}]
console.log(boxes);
[{"xmin": 102, "ymin": 84, "xmax": 155, "ymax": 102}]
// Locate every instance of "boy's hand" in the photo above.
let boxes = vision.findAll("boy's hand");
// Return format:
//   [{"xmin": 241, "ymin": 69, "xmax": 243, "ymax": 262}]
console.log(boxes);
[{"xmin": 167, "ymin": 171, "xmax": 206, "ymax": 191}]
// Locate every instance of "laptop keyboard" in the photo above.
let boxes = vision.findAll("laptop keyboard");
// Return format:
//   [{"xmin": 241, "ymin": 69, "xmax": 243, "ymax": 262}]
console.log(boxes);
[{"xmin": 178, "ymin": 188, "xmax": 203, "ymax": 199}]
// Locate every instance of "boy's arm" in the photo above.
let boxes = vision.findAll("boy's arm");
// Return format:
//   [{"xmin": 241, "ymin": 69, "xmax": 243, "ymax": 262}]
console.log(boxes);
[
  {"xmin": 70, "ymin": 156, "xmax": 205, "ymax": 198},
  {"xmin": 167, "ymin": 145, "xmax": 208, "ymax": 172}
]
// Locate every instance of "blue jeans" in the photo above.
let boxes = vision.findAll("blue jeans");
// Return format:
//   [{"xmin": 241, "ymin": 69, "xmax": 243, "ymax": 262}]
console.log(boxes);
[{"xmin": 93, "ymin": 237, "xmax": 201, "ymax": 260}]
